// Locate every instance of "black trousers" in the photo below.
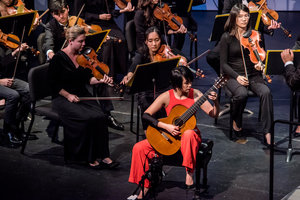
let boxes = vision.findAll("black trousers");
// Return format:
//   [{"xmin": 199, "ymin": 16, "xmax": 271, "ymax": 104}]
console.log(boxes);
[
  {"xmin": 226, "ymin": 75, "xmax": 274, "ymax": 134},
  {"xmin": 53, "ymin": 96, "xmax": 110, "ymax": 163}
]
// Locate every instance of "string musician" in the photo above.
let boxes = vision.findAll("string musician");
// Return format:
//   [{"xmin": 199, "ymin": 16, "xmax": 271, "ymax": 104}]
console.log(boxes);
[
  {"xmin": 43, "ymin": 0, "xmax": 124, "ymax": 137},
  {"xmin": 128, "ymin": 66, "xmax": 219, "ymax": 199},
  {"xmin": 48, "ymin": 25, "xmax": 119, "ymax": 169},
  {"xmin": 134, "ymin": 0, "xmax": 187, "ymax": 50},
  {"xmin": 0, "ymin": 29, "xmax": 30, "ymax": 146},
  {"xmin": 220, "ymin": 4, "xmax": 273, "ymax": 146},
  {"xmin": 121, "ymin": 26, "xmax": 189, "ymax": 132}
]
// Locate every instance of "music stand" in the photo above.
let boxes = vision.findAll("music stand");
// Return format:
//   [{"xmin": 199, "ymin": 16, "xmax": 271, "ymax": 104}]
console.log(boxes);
[
  {"xmin": 209, "ymin": 11, "xmax": 262, "ymax": 42},
  {"xmin": 0, "ymin": 11, "xmax": 36, "ymax": 39},
  {"xmin": 265, "ymin": 50, "xmax": 300, "ymax": 75},
  {"xmin": 85, "ymin": 29, "xmax": 109, "ymax": 52},
  {"xmin": 127, "ymin": 57, "xmax": 180, "ymax": 142}
]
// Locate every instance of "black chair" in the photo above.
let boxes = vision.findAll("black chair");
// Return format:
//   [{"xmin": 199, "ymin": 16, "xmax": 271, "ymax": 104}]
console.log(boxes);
[
  {"xmin": 36, "ymin": 32, "xmax": 46, "ymax": 64},
  {"xmin": 163, "ymin": 139, "xmax": 213, "ymax": 199},
  {"xmin": 21, "ymin": 63, "xmax": 61, "ymax": 154},
  {"xmin": 125, "ymin": 19, "xmax": 136, "ymax": 60}
]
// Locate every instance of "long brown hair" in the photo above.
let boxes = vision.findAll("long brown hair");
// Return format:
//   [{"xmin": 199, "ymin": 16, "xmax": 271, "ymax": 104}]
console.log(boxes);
[{"xmin": 224, "ymin": 3, "xmax": 250, "ymax": 36}]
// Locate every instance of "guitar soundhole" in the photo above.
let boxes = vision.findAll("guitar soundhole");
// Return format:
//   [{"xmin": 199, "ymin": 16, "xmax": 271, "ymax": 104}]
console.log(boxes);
[{"xmin": 174, "ymin": 118, "xmax": 183, "ymax": 127}]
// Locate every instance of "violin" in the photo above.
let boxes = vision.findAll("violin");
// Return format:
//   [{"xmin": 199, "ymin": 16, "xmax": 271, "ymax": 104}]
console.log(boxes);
[
  {"xmin": 76, "ymin": 47, "xmax": 124, "ymax": 95},
  {"xmin": 0, "ymin": 29, "xmax": 39, "ymax": 56},
  {"xmin": 153, "ymin": 3, "xmax": 197, "ymax": 42},
  {"xmin": 153, "ymin": 44, "xmax": 204, "ymax": 78},
  {"xmin": 114, "ymin": 0, "xmax": 131, "ymax": 9},
  {"xmin": 68, "ymin": 16, "xmax": 121, "ymax": 42},
  {"xmin": 69, "ymin": 16, "xmax": 102, "ymax": 35},
  {"xmin": 248, "ymin": 0, "xmax": 291, "ymax": 38},
  {"xmin": 240, "ymin": 29, "xmax": 271, "ymax": 83}
]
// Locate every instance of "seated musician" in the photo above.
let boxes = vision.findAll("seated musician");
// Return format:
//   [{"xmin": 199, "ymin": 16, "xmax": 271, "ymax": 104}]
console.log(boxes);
[
  {"xmin": 0, "ymin": 38, "xmax": 31, "ymax": 146},
  {"xmin": 121, "ymin": 26, "xmax": 188, "ymax": 132},
  {"xmin": 220, "ymin": 4, "xmax": 273, "ymax": 146},
  {"xmin": 48, "ymin": 25, "xmax": 119, "ymax": 169},
  {"xmin": 43, "ymin": 0, "xmax": 124, "ymax": 134},
  {"xmin": 128, "ymin": 66, "xmax": 219, "ymax": 199},
  {"xmin": 281, "ymin": 48, "xmax": 300, "ymax": 134},
  {"xmin": 134, "ymin": 0, "xmax": 187, "ymax": 50}
]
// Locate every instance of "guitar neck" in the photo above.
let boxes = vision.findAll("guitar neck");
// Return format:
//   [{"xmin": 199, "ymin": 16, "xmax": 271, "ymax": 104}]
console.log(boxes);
[{"xmin": 176, "ymin": 85, "xmax": 217, "ymax": 126}]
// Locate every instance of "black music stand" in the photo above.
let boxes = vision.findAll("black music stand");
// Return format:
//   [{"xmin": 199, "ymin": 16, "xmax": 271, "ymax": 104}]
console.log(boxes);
[
  {"xmin": 85, "ymin": 29, "xmax": 109, "ymax": 52},
  {"xmin": 265, "ymin": 50, "xmax": 300, "ymax": 75},
  {"xmin": 0, "ymin": 11, "xmax": 36, "ymax": 39},
  {"xmin": 209, "ymin": 11, "xmax": 262, "ymax": 42},
  {"xmin": 127, "ymin": 57, "xmax": 180, "ymax": 142}
]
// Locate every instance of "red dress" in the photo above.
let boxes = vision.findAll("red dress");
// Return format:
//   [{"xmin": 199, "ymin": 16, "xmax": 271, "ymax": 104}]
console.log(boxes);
[{"xmin": 128, "ymin": 89, "xmax": 202, "ymax": 188}]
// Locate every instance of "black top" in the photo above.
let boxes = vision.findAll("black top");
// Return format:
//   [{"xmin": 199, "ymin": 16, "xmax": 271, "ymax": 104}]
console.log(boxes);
[
  {"xmin": 43, "ymin": 18, "xmax": 66, "ymax": 54},
  {"xmin": 48, "ymin": 51, "xmax": 93, "ymax": 98},
  {"xmin": 285, "ymin": 63, "xmax": 300, "ymax": 90},
  {"xmin": 128, "ymin": 50, "xmax": 151, "ymax": 73},
  {"xmin": 220, "ymin": 32, "xmax": 260, "ymax": 79}
]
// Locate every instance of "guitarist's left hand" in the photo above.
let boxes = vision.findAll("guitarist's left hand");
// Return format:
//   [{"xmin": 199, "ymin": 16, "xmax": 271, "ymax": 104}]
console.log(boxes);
[{"xmin": 208, "ymin": 91, "xmax": 218, "ymax": 102}]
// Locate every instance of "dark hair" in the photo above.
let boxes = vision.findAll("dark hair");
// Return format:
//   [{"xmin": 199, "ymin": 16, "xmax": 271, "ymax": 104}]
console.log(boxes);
[
  {"xmin": 137, "ymin": 0, "xmax": 158, "ymax": 27},
  {"xmin": 140, "ymin": 26, "xmax": 162, "ymax": 58},
  {"xmin": 170, "ymin": 66, "xmax": 194, "ymax": 89},
  {"xmin": 48, "ymin": 0, "xmax": 68, "ymax": 14},
  {"xmin": 224, "ymin": 3, "xmax": 250, "ymax": 36}
]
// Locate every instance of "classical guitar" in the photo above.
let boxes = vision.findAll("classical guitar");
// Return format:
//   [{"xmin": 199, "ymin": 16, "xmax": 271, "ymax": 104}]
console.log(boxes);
[{"xmin": 146, "ymin": 75, "xmax": 228, "ymax": 155}]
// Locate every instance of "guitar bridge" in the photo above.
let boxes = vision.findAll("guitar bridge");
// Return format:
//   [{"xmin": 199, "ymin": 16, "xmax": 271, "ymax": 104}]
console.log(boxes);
[{"xmin": 161, "ymin": 132, "xmax": 172, "ymax": 143}]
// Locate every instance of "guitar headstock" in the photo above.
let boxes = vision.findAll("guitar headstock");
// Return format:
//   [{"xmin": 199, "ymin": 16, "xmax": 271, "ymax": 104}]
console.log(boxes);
[{"xmin": 213, "ymin": 74, "xmax": 228, "ymax": 89}]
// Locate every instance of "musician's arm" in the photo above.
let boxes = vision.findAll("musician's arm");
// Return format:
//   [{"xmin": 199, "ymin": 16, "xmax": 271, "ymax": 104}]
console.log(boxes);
[{"xmin": 194, "ymin": 89, "xmax": 219, "ymax": 118}]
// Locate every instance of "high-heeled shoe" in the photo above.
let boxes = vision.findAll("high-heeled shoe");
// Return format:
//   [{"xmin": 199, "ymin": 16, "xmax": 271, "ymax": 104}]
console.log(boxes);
[
  {"xmin": 233, "ymin": 129, "xmax": 243, "ymax": 138},
  {"xmin": 262, "ymin": 136, "xmax": 276, "ymax": 149}
]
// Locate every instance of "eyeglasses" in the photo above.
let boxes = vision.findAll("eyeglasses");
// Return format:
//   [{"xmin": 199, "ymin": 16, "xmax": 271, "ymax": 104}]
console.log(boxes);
[{"xmin": 237, "ymin": 14, "xmax": 250, "ymax": 19}]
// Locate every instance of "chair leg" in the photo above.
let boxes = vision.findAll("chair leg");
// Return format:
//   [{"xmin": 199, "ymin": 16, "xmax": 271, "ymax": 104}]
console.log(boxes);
[
  {"xmin": 229, "ymin": 100, "xmax": 234, "ymax": 140},
  {"xmin": 130, "ymin": 94, "xmax": 135, "ymax": 133},
  {"xmin": 20, "ymin": 113, "xmax": 35, "ymax": 154}
]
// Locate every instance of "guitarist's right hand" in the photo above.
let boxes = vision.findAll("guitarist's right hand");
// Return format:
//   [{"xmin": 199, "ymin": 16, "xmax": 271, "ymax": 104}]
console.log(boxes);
[{"xmin": 160, "ymin": 123, "xmax": 180, "ymax": 136}]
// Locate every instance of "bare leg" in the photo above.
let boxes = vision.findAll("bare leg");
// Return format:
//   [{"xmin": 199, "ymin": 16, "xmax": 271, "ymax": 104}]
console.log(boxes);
[
  {"xmin": 137, "ymin": 187, "xmax": 149, "ymax": 199},
  {"xmin": 233, "ymin": 120, "xmax": 242, "ymax": 131},
  {"xmin": 185, "ymin": 171, "xmax": 194, "ymax": 186}
]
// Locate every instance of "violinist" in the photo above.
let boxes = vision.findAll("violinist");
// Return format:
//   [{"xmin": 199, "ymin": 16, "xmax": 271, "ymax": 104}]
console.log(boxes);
[
  {"xmin": 81, "ymin": 0, "xmax": 134, "ymax": 78},
  {"xmin": 0, "ymin": 32, "xmax": 31, "ymax": 146},
  {"xmin": 48, "ymin": 25, "xmax": 119, "ymax": 169},
  {"xmin": 121, "ymin": 26, "xmax": 188, "ymax": 132},
  {"xmin": 44, "ymin": 0, "xmax": 125, "ymax": 138},
  {"xmin": 134, "ymin": 0, "xmax": 187, "ymax": 50},
  {"xmin": 220, "ymin": 4, "xmax": 273, "ymax": 146},
  {"xmin": 222, "ymin": 0, "xmax": 280, "ymax": 48}
]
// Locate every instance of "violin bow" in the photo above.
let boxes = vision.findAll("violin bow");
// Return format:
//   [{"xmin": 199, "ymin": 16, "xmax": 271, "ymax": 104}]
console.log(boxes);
[
  {"xmin": 61, "ymin": 4, "xmax": 85, "ymax": 49},
  {"xmin": 12, "ymin": 26, "xmax": 25, "ymax": 80},
  {"xmin": 78, "ymin": 97, "xmax": 124, "ymax": 101},
  {"xmin": 238, "ymin": 29, "xmax": 249, "ymax": 81}
]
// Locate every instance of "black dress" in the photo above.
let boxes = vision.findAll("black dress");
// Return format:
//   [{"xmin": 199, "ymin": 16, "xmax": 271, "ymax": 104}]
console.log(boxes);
[
  {"xmin": 220, "ymin": 32, "xmax": 273, "ymax": 134},
  {"xmin": 83, "ymin": 0, "xmax": 128, "ymax": 78},
  {"xmin": 48, "ymin": 51, "xmax": 110, "ymax": 163}
]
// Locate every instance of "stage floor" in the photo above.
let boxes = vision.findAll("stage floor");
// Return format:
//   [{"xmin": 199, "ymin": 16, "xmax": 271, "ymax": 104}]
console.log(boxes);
[{"xmin": 1, "ymin": 11, "xmax": 300, "ymax": 200}]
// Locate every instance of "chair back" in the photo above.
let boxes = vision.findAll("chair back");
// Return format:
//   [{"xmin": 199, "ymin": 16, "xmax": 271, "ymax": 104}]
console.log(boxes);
[
  {"xmin": 125, "ymin": 19, "xmax": 136, "ymax": 54},
  {"xmin": 37, "ymin": 32, "xmax": 46, "ymax": 64},
  {"xmin": 27, "ymin": 63, "xmax": 51, "ymax": 102}
]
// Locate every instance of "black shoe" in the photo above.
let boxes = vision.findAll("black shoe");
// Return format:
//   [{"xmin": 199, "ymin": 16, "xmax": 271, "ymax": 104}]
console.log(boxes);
[
  {"xmin": 100, "ymin": 160, "xmax": 120, "ymax": 169},
  {"xmin": 7, "ymin": 132, "xmax": 22, "ymax": 145},
  {"xmin": 107, "ymin": 115, "xmax": 124, "ymax": 131}
]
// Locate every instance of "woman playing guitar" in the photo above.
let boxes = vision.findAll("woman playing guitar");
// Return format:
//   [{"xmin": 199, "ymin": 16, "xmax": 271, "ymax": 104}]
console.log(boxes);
[{"xmin": 128, "ymin": 66, "xmax": 219, "ymax": 199}]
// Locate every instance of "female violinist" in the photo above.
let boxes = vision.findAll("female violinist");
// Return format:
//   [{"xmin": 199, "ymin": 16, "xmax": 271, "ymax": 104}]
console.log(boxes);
[
  {"xmin": 134, "ymin": 0, "xmax": 187, "ymax": 50},
  {"xmin": 220, "ymin": 3, "xmax": 273, "ymax": 146},
  {"xmin": 121, "ymin": 26, "xmax": 188, "ymax": 132},
  {"xmin": 48, "ymin": 25, "xmax": 120, "ymax": 168}
]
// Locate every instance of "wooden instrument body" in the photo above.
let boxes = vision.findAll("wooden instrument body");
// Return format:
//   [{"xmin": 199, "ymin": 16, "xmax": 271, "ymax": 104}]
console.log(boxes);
[{"xmin": 146, "ymin": 104, "xmax": 196, "ymax": 156}]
